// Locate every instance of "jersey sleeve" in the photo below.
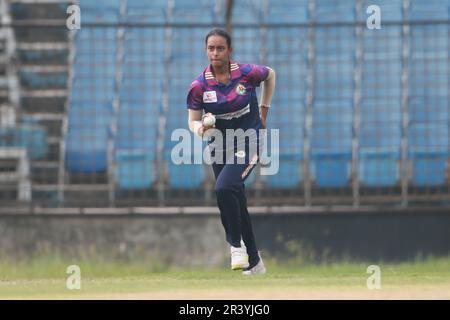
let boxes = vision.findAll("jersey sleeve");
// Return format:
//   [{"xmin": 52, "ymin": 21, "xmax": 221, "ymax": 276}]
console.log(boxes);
[
  {"xmin": 247, "ymin": 64, "xmax": 270, "ymax": 87},
  {"xmin": 186, "ymin": 80, "xmax": 203, "ymax": 110}
]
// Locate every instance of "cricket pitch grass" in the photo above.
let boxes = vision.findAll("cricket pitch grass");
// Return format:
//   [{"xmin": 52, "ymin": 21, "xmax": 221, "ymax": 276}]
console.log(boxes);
[{"xmin": 1, "ymin": 256, "xmax": 449, "ymax": 300}]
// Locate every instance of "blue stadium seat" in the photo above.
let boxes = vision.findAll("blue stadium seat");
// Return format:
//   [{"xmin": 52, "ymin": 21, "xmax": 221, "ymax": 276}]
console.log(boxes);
[
  {"xmin": 410, "ymin": 35, "xmax": 448, "ymax": 58},
  {"xmin": 123, "ymin": 28, "xmax": 166, "ymax": 59},
  {"xmin": 14, "ymin": 125, "xmax": 48, "ymax": 160},
  {"xmin": 412, "ymin": 157, "xmax": 448, "ymax": 186},
  {"xmin": 315, "ymin": 60, "xmax": 355, "ymax": 100},
  {"xmin": 359, "ymin": 152, "xmax": 400, "ymax": 187},
  {"xmin": 361, "ymin": 67, "xmax": 402, "ymax": 99},
  {"xmin": 78, "ymin": 0, "xmax": 120, "ymax": 22},
  {"xmin": 267, "ymin": 95, "xmax": 304, "ymax": 147},
  {"xmin": 65, "ymin": 104, "xmax": 112, "ymax": 172},
  {"xmin": 168, "ymin": 161, "xmax": 205, "ymax": 189},
  {"xmin": 311, "ymin": 101, "xmax": 353, "ymax": 188},
  {"xmin": 409, "ymin": 98, "xmax": 448, "ymax": 123},
  {"xmin": 408, "ymin": 124, "xmax": 449, "ymax": 186},
  {"xmin": 171, "ymin": 0, "xmax": 219, "ymax": 24},
  {"xmin": 126, "ymin": 0, "xmax": 168, "ymax": 23},
  {"xmin": 171, "ymin": 29, "xmax": 209, "ymax": 66},
  {"xmin": 310, "ymin": 122, "xmax": 353, "ymax": 187},
  {"xmin": 360, "ymin": 123, "xmax": 401, "ymax": 148},
  {"xmin": 232, "ymin": 28, "xmax": 262, "ymax": 63},
  {"xmin": 71, "ymin": 78, "xmax": 116, "ymax": 104},
  {"xmin": 115, "ymin": 104, "xmax": 158, "ymax": 150},
  {"xmin": 231, "ymin": 0, "xmax": 265, "ymax": 23},
  {"xmin": 409, "ymin": 57, "xmax": 448, "ymax": 97},
  {"xmin": 19, "ymin": 71, "xmax": 67, "ymax": 89},
  {"xmin": 166, "ymin": 142, "xmax": 205, "ymax": 189},
  {"xmin": 315, "ymin": 27, "xmax": 356, "ymax": 60},
  {"xmin": 71, "ymin": 27, "xmax": 117, "ymax": 110},
  {"xmin": 18, "ymin": 49, "xmax": 68, "ymax": 65},
  {"xmin": 165, "ymin": 143, "xmax": 206, "ymax": 189},
  {"xmin": 266, "ymin": 0, "xmax": 309, "ymax": 23},
  {"xmin": 165, "ymin": 67, "xmax": 206, "ymax": 189},
  {"xmin": 409, "ymin": 1, "xmax": 450, "ymax": 21},
  {"xmin": 0, "ymin": 125, "xmax": 48, "ymax": 160},
  {"xmin": 114, "ymin": 75, "xmax": 161, "ymax": 189},
  {"xmin": 359, "ymin": 124, "xmax": 401, "ymax": 186},
  {"xmin": 265, "ymin": 105, "xmax": 303, "ymax": 188},
  {"xmin": 315, "ymin": 1, "xmax": 356, "ymax": 23},
  {"xmin": 266, "ymin": 153, "xmax": 302, "ymax": 188},
  {"xmin": 363, "ymin": 28, "xmax": 402, "ymax": 60},
  {"xmin": 267, "ymin": 29, "xmax": 308, "ymax": 61},
  {"xmin": 311, "ymin": 153, "xmax": 352, "ymax": 188},
  {"xmin": 409, "ymin": 124, "xmax": 448, "ymax": 154},
  {"xmin": 312, "ymin": 103, "xmax": 353, "ymax": 124},
  {"xmin": 114, "ymin": 149, "xmax": 156, "ymax": 189},
  {"xmin": 360, "ymin": 100, "xmax": 401, "ymax": 123}
]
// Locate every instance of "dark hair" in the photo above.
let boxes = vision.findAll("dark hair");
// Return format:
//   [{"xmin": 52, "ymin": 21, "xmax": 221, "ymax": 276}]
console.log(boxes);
[{"xmin": 205, "ymin": 28, "xmax": 232, "ymax": 48}]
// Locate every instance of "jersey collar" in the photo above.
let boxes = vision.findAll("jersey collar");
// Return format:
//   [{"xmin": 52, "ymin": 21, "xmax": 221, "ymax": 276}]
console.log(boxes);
[{"xmin": 204, "ymin": 61, "xmax": 241, "ymax": 86}]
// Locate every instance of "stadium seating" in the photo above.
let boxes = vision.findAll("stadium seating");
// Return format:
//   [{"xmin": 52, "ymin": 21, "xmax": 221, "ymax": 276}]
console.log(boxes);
[
  {"xmin": 0, "ymin": 124, "xmax": 48, "ymax": 161},
  {"xmin": 171, "ymin": 0, "xmax": 224, "ymax": 24},
  {"xmin": 114, "ymin": 149, "xmax": 155, "ymax": 189},
  {"xmin": 231, "ymin": 0, "xmax": 265, "ymax": 24},
  {"xmin": 409, "ymin": 0, "xmax": 450, "ymax": 21},
  {"xmin": 19, "ymin": 70, "xmax": 66, "ymax": 89},
  {"xmin": 264, "ymin": 5, "xmax": 308, "ymax": 187},
  {"xmin": 126, "ymin": 0, "xmax": 168, "ymax": 23},
  {"xmin": 67, "ymin": 1, "xmax": 119, "ymax": 174},
  {"xmin": 112, "ymin": 22, "xmax": 166, "ymax": 189},
  {"xmin": 310, "ymin": 101, "xmax": 353, "ymax": 187},
  {"xmin": 166, "ymin": 114, "xmax": 205, "ymax": 189},
  {"xmin": 65, "ymin": 104, "xmax": 112, "ymax": 172},
  {"xmin": 265, "ymin": 102, "xmax": 304, "ymax": 188},
  {"xmin": 408, "ymin": 124, "xmax": 449, "ymax": 186},
  {"xmin": 409, "ymin": 98, "xmax": 448, "ymax": 123},
  {"xmin": 114, "ymin": 103, "xmax": 158, "ymax": 189},
  {"xmin": 406, "ymin": 1, "xmax": 450, "ymax": 186},
  {"xmin": 316, "ymin": 0, "xmax": 356, "ymax": 23},
  {"xmin": 310, "ymin": 1, "xmax": 356, "ymax": 188},
  {"xmin": 265, "ymin": 54, "xmax": 306, "ymax": 187},
  {"xmin": 77, "ymin": 0, "xmax": 121, "ymax": 23},
  {"xmin": 164, "ymin": 28, "xmax": 206, "ymax": 189},
  {"xmin": 359, "ymin": 122, "xmax": 401, "ymax": 186},
  {"xmin": 63, "ymin": 0, "xmax": 450, "ymax": 195},
  {"xmin": 265, "ymin": 153, "xmax": 302, "ymax": 188},
  {"xmin": 358, "ymin": 0, "xmax": 403, "ymax": 187},
  {"xmin": 266, "ymin": 0, "xmax": 309, "ymax": 23},
  {"xmin": 310, "ymin": 123, "xmax": 353, "ymax": 188}
]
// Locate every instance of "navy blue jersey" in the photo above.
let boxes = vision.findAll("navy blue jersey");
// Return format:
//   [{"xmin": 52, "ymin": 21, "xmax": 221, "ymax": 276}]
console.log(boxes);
[{"xmin": 187, "ymin": 61, "xmax": 269, "ymax": 133}]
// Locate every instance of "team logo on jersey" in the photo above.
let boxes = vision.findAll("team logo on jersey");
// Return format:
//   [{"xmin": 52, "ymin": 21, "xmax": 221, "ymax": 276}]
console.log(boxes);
[
  {"xmin": 203, "ymin": 91, "xmax": 217, "ymax": 103},
  {"xmin": 235, "ymin": 84, "xmax": 246, "ymax": 95}
]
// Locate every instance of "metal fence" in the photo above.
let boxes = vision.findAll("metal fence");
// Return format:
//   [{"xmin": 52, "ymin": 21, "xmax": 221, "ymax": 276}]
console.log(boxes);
[{"xmin": 0, "ymin": 1, "xmax": 449, "ymax": 209}]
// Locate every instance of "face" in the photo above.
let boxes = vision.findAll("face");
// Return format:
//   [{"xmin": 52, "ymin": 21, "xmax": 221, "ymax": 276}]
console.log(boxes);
[{"xmin": 206, "ymin": 35, "xmax": 232, "ymax": 70}]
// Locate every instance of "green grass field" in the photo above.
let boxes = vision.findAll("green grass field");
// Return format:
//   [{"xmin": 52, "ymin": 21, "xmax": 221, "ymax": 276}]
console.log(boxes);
[{"xmin": 1, "ymin": 256, "xmax": 450, "ymax": 299}]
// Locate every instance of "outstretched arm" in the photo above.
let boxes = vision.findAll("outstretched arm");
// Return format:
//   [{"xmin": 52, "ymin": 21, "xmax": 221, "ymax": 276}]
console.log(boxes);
[{"xmin": 259, "ymin": 67, "xmax": 276, "ymax": 128}]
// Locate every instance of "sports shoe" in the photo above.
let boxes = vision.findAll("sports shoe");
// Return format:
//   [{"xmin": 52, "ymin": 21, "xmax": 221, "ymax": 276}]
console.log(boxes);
[
  {"xmin": 242, "ymin": 255, "xmax": 266, "ymax": 276},
  {"xmin": 230, "ymin": 241, "xmax": 249, "ymax": 270}
]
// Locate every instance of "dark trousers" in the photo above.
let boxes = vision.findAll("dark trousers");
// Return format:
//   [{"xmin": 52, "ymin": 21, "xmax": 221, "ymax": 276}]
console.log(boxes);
[{"xmin": 212, "ymin": 150, "xmax": 260, "ymax": 267}]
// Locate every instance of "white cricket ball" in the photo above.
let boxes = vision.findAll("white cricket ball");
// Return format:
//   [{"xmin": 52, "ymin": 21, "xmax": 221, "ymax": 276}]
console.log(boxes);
[{"xmin": 202, "ymin": 114, "xmax": 216, "ymax": 127}]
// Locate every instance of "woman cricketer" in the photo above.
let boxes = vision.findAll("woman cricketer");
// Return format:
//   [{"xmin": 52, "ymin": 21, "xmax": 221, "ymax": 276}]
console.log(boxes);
[{"xmin": 187, "ymin": 29, "xmax": 276, "ymax": 275}]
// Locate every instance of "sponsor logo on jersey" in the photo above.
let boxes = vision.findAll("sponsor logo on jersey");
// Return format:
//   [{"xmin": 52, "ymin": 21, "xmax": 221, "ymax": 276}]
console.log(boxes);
[
  {"xmin": 235, "ymin": 150, "xmax": 246, "ymax": 158},
  {"xmin": 203, "ymin": 91, "xmax": 217, "ymax": 103}
]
